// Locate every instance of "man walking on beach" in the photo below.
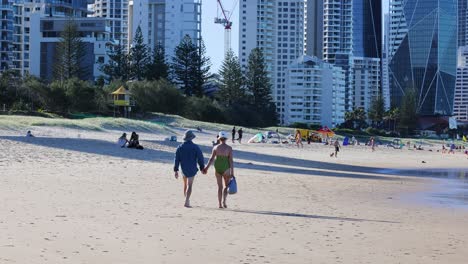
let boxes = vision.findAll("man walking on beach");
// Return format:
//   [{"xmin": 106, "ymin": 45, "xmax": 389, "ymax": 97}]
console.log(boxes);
[
  {"xmin": 237, "ymin": 128, "xmax": 243, "ymax": 143},
  {"xmin": 174, "ymin": 130, "xmax": 206, "ymax": 208},
  {"xmin": 232, "ymin": 127, "xmax": 236, "ymax": 143}
]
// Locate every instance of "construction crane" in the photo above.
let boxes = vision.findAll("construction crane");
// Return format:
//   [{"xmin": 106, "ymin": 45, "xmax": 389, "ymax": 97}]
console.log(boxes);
[{"xmin": 214, "ymin": 0, "xmax": 238, "ymax": 56}]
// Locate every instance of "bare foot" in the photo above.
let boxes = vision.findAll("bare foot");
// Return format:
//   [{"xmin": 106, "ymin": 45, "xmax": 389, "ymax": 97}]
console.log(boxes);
[
  {"xmin": 184, "ymin": 202, "xmax": 191, "ymax": 208},
  {"xmin": 223, "ymin": 202, "xmax": 227, "ymax": 208},
  {"xmin": 219, "ymin": 205, "xmax": 223, "ymax": 209}
]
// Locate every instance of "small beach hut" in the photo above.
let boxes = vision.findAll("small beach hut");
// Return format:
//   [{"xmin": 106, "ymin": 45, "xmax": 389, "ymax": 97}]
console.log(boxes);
[{"xmin": 110, "ymin": 86, "xmax": 135, "ymax": 118}]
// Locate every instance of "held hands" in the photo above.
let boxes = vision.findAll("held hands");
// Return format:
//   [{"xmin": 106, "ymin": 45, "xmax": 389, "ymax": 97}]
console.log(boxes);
[
  {"xmin": 201, "ymin": 168, "xmax": 208, "ymax": 174},
  {"xmin": 174, "ymin": 171, "xmax": 179, "ymax": 179}
]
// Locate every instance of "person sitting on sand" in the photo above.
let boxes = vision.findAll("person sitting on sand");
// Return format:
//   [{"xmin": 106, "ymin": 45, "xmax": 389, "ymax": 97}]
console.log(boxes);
[
  {"xmin": 128, "ymin": 132, "xmax": 144, "ymax": 149},
  {"xmin": 174, "ymin": 130, "xmax": 206, "ymax": 208},
  {"xmin": 26, "ymin": 130, "xmax": 34, "ymax": 137},
  {"xmin": 203, "ymin": 131, "xmax": 234, "ymax": 209},
  {"xmin": 212, "ymin": 135, "xmax": 220, "ymax": 146},
  {"xmin": 118, "ymin": 133, "xmax": 128, "ymax": 148}
]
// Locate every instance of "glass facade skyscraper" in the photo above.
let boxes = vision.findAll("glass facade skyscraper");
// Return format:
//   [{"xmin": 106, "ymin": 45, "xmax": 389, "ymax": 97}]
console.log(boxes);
[
  {"xmin": 353, "ymin": 0, "xmax": 381, "ymax": 58},
  {"xmin": 352, "ymin": 0, "xmax": 381, "ymax": 112},
  {"xmin": 389, "ymin": 0, "xmax": 457, "ymax": 116}
]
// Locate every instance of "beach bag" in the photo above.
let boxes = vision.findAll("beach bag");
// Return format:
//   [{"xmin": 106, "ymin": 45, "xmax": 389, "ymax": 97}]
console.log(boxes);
[{"xmin": 228, "ymin": 176, "xmax": 237, "ymax": 194}]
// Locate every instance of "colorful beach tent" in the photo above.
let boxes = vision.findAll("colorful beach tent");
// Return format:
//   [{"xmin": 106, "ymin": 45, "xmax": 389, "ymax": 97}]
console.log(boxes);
[{"xmin": 316, "ymin": 126, "xmax": 335, "ymax": 137}]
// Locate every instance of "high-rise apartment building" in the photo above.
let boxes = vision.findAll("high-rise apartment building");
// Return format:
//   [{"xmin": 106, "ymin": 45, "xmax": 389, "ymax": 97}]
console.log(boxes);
[
  {"xmin": 322, "ymin": 0, "xmax": 353, "ymax": 112},
  {"xmin": 128, "ymin": 0, "xmax": 201, "ymax": 57},
  {"xmin": 0, "ymin": 0, "xmax": 13, "ymax": 72},
  {"xmin": 389, "ymin": 0, "xmax": 457, "ymax": 116},
  {"xmin": 35, "ymin": 18, "xmax": 110, "ymax": 81},
  {"xmin": 91, "ymin": 0, "xmax": 130, "ymax": 49},
  {"xmin": 352, "ymin": 0, "xmax": 381, "ymax": 112},
  {"xmin": 12, "ymin": 0, "xmax": 89, "ymax": 76},
  {"xmin": 239, "ymin": 0, "xmax": 306, "ymax": 124},
  {"xmin": 382, "ymin": 13, "xmax": 390, "ymax": 110},
  {"xmin": 457, "ymin": 0, "xmax": 468, "ymax": 121},
  {"xmin": 285, "ymin": 55, "xmax": 346, "ymax": 127},
  {"xmin": 454, "ymin": 46, "xmax": 468, "ymax": 121},
  {"xmin": 459, "ymin": 0, "xmax": 467, "ymax": 47},
  {"xmin": 305, "ymin": 0, "xmax": 323, "ymax": 58}
]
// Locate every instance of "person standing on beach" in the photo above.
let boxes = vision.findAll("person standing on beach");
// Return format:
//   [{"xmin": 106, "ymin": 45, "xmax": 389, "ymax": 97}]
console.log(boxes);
[
  {"xmin": 232, "ymin": 127, "xmax": 236, "ymax": 143},
  {"xmin": 295, "ymin": 130, "xmax": 303, "ymax": 148},
  {"xmin": 370, "ymin": 137, "xmax": 375, "ymax": 152},
  {"xmin": 173, "ymin": 130, "xmax": 206, "ymax": 208},
  {"xmin": 333, "ymin": 139, "xmax": 340, "ymax": 158},
  {"xmin": 203, "ymin": 131, "xmax": 234, "ymax": 209},
  {"xmin": 237, "ymin": 128, "xmax": 243, "ymax": 143}
]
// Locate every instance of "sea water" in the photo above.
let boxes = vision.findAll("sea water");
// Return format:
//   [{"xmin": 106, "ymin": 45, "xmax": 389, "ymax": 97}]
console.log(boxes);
[{"xmin": 379, "ymin": 169, "xmax": 468, "ymax": 209}]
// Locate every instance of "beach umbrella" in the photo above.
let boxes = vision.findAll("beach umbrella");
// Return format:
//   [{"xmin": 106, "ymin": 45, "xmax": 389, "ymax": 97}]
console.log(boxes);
[{"xmin": 316, "ymin": 126, "xmax": 335, "ymax": 137}]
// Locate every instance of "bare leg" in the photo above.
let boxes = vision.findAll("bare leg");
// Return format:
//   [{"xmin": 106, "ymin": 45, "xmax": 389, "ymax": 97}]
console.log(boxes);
[
  {"xmin": 183, "ymin": 176, "xmax": 187, "ymax": 197},
  {"xmin": 222, "ymin": 174, "xmax": 230, "ymax": 208},
  {"xmin": 216, "ymin": 173, "xmax": 224, "ymax": 208},
  {"xmin": 184, "ymin": 176, "xmax": 194, "ymax": 208}
]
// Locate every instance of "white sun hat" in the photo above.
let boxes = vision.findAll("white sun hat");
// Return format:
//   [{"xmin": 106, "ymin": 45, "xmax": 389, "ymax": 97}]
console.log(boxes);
[{"xmin": 218, "ymin": 131, "xmax": 229, "ymax": 139}]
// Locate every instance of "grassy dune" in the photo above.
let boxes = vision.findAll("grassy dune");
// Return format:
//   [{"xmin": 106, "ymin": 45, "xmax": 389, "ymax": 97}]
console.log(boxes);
[
  {"xmin": 0, "ymin": 114, "xmax": 460, "ymax": 147},
  {"xmin": 0, "ymin": 115, "xmax": 172, "ymax": 134}
]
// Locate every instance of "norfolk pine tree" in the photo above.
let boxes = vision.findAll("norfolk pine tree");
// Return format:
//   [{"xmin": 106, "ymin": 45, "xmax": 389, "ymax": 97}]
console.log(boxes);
[
  {"xmin": 101, "ymin": 41, "xmax": 131, "ymax": 81},
  {"xmin": 172, "ymin": 35, "xmax": 211, "ymax": 96},
  {"xmin": 245, "ymin": 48, "xmax": 273, "ymax": 108},
  {"xmin": 191, "ymin": 39, "xmax": 211, "ymax": 97},
  {"xmin": 53, "ymin": 20, "xmax": 87, "ymax": 81},
  {"xmin": 145, "ymin": 42, "xmax": 169, "ymax": 81},
  {"xmin": 217, "ymin": 50, "xmax": 244, "ymax": 106},
  {"xmin": 245, "ymin": 48, "xmax": 277, "ymax": 125},
  {"xmin": 130, "ymin": 26, "xmax": 150, "ymax": 81}
]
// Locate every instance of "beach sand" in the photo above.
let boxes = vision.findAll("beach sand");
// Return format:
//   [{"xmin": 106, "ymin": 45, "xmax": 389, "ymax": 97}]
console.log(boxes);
[{"xmin": 0, "ymin": 126, "xmax": 467, "ymax": 263}]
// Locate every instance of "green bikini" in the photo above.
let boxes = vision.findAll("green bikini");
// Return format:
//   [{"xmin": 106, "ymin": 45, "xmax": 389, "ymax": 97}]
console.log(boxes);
[{"xmin": 214, "ymin": 156, "xmax": 230, "ymax": 174}]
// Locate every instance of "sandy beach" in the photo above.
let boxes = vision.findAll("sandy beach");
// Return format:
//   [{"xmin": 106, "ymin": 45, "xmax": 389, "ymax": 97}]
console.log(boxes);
[{"xmin": 0, "ymin": 123, "xmax": 467, "ymax": 263}]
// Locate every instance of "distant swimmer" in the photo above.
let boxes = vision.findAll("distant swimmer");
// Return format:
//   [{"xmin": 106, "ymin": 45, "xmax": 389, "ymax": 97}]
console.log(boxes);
[{"xmin": 204, "ymin": 131, "xmax": 234, "ymax": 209}]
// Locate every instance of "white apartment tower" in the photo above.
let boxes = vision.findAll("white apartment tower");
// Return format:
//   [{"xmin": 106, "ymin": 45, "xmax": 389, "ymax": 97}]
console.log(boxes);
[
  {"xmin": 91, "ymin": 0, "xmax": 130, "ymax": 49},
  {"xmin": 454, "ymin": 46, "xmax": 468, "ymax": 121},
  {"xmin": 382, "ymin": 13, "xmax": 390, "ymax": 110},
  {"xmin": 285, "ymin": 55, "xmax": 346, "ymax": 127},
  {"xmin": 239, "ymin": 0, "xmax": 306, "ymax": 124},
  {"xmin": 12, "ymin": 0, "xmax": 89, "ymax": 76},
  {"xmin": 128, "ymin": 0, "xmax": 201, "ymax": 57},
  {"xmin": 322, "ymin": 0, "xmax": 353, "ymax": 112}
]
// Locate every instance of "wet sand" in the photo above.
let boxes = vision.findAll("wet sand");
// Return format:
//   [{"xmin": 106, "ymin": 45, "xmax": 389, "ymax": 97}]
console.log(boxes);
[{"xmin": 0, "ymin": 126, "xmax": 467, "ymax": 263}]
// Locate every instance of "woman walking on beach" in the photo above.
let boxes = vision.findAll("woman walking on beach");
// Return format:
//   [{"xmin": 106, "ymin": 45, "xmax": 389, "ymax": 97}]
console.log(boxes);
[
  {"xmin": 204, "ymin": 131, "xmax": 234, "ymax": 209},
  {"xmin": 295, "ymin": 130, "xmax": 303, "ymax": 148}
]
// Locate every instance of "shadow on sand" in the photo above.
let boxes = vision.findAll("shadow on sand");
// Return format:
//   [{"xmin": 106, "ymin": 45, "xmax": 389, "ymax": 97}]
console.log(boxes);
[
  {"xmin": 201, "ymin": 208, "xmax": 399, "ymax": 223},
  {"xmin": 1, "ymin": 136, "xmax": 406, "ymax": 181}
]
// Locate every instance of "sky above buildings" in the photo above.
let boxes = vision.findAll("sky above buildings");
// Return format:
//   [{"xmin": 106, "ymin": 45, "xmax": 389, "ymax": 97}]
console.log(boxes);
[{"xmin": 202, "ymin": 0, "xmax": 390, "ymax": 73}]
